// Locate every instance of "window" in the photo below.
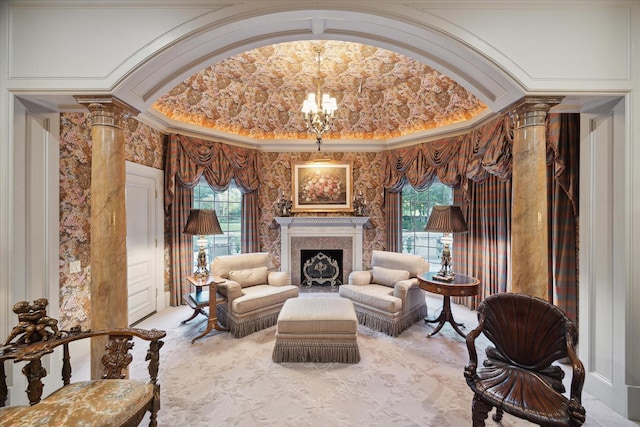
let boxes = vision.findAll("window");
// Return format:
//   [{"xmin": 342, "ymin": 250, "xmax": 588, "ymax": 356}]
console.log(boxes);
[
  {"xmin": 401, "ymin": 182, "xmax": 453, "ymax": 271},
  {"xmin": 192, "ymin": 177, "xmax": 242, "ymax": 261}
]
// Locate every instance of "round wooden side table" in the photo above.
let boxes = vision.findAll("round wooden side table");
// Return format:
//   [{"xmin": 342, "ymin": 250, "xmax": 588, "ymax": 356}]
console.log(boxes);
[{"xmin": 418, "ymin": 271, "xmax": 480, "ymax": 338}]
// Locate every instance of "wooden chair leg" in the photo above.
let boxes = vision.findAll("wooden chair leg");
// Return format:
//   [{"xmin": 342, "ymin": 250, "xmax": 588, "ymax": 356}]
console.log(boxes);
[
  {"xmin": 472, "ymin": 394, "xmax": 492, "ymax": 427},
  {"xmin": 492, "ymin": 407, "xmax": 503, "ymax": 422}
]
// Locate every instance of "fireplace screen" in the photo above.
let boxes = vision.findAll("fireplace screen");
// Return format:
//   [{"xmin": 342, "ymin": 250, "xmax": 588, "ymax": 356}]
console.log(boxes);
[{"xmin": 300, "ymin": 250, "xmax": 343, "ymax": 288}]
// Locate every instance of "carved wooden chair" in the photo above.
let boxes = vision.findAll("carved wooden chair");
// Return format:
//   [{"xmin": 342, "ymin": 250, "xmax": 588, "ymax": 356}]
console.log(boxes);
[
  {"xmin": 0, "ymin": 299, "xmax": 166, "ymax": 427},
  {"xmin": 464, "ymin": 293, "xmax": 586, "ymax": 427}
]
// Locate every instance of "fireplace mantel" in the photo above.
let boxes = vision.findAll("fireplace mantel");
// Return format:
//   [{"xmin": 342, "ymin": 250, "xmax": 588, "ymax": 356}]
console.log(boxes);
[{"xmin": 274, "ymin": 217, "xmax": 369, "ymax": 284}]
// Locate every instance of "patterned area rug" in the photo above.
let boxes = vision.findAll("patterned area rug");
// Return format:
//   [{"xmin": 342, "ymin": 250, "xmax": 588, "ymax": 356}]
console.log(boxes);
[{"xmin": 128, "ymin": 293, "xmax": 634, "ymax": 427}]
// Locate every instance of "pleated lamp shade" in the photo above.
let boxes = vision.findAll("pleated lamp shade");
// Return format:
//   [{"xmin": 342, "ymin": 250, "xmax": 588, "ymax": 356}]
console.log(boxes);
[
  {"xmin": 424, "ymin": 205, "xmax": 468, "ymax": 233},
  {"xmin": 183, "ymin": 209, "xmax": 223, "ymax": 236}
]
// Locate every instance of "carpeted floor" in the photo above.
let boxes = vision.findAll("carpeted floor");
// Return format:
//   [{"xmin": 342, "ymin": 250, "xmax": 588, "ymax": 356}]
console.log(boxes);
[{"xmin": 121, "ymin": 291, "xmax": 636, "ymax": 427}]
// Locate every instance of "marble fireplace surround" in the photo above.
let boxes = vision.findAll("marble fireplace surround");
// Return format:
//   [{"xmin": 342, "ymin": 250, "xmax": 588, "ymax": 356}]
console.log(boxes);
[{"xmin": 274, "ymin": 217, "xmax": 370, "ymax": 286}]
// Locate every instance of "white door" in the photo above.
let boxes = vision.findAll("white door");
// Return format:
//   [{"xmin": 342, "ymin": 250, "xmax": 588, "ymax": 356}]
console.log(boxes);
[{"xmin": 126, "ymin": 162, "xmax": 164, "ymax": 324}]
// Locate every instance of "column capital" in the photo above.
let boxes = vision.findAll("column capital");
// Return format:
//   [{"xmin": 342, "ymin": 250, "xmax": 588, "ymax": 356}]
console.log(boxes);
[
  {"xmin": 509, "ymin": 96, "xmax": 564, "ymax": 129},
  {"xmin": 74, "ymin": 95, "xmax": 139, "ymax": 129}
]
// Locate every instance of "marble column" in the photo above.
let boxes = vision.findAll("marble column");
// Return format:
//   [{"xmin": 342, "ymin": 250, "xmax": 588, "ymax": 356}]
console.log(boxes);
[
  {"xmin": 75, "ymin": 96, "xmax": 138, "ymax": 379},
  {"xmin": 509, "ymin": 97, "xmax": 562, "ymax": 299}
]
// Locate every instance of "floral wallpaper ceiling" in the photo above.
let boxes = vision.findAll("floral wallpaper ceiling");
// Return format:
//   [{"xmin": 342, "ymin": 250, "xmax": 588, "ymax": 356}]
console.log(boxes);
[{"xmin": 153, "ymin": 40, "xmax": 486, "ymax": 141}]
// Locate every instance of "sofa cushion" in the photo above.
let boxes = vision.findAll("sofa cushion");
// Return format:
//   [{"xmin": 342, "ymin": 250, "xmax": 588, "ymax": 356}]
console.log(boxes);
[
  {"xmin": 371, "ymin": 250, "xmax": 428, "ymax": 278},
  {"xmin": 372, "ymin": 266, "xmax": 410, "ymax": 287},
  {"xmin": 0, "ymin": 380, "xmax": 153, "ymax": 427},
  {"xmin": 231, "ymin": 285, "xmax": 299, "ymax": 314},
  {"xmin": 228, "ymin": 266, "xmax": 269, "ymax": 287},
  {"xmin": 339, "ymin": 284, "xmax": 402, "ymax": 313},
  {"xmin": 212, "ymin": 252, "xmax": 270, "ymax": 279},
  {"xmin": 268, "ymin": 271, "xmax": 292, "ymax": 287}
]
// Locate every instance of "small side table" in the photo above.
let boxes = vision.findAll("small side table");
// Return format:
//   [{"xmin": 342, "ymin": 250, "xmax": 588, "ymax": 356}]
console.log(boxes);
[
  {"xmin": 418, "ymin": 271, "xmax": 480, "ymax": 338},
  {"xmin": 182, "ymin": 275, "xmax": 229, "ymax": 343}
]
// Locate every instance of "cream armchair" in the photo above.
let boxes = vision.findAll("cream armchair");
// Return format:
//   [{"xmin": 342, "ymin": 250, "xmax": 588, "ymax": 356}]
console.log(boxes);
[
  {"xmin": 212, "ymin": 252, "xmax": 299, "ymax": 338},
  {"xmin": 339, "ymin": 250, "xmax": 429, "ymax": 337}
]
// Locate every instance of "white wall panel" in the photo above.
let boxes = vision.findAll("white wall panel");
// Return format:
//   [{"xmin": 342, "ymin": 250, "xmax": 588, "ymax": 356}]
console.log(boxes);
[
  {"xmin": 424, "ymin": 2, "xmax": 631, "ymax": 87},
  {"xmin": 8, "ymin": 3, "xmax": 217, "ymax": 80}
]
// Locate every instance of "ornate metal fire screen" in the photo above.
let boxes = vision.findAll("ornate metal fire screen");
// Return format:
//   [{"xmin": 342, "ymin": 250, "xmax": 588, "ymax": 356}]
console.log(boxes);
[{"xmin": 300, "ymin": 250, "xmax": 343, "ymax": 288}]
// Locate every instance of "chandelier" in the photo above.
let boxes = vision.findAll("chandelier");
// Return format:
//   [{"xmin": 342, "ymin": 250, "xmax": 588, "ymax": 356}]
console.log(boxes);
[{"xmin": 301, "ymin": 48, "xmax": 337, "ymax": 151}]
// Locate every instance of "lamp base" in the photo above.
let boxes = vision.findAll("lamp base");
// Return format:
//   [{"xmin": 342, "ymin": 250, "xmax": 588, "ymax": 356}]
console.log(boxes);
[
  {"xmin": 194, "ymin": 246, "xmax": 209, "ymax": 278},
  {"xmin": 437, "ymin": 242, "xmax": 456, "ymax": 279}
]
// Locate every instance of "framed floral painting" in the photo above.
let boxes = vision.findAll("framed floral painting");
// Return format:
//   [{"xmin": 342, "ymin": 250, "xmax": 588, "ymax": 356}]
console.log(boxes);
[{"xmin": 291, "ymin": 160, "xmax": 353, "ymax": 212}]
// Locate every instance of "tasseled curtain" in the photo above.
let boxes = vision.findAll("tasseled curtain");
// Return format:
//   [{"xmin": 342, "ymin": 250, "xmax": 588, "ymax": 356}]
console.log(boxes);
[
  {"xmin": 169, "ymin": 186, "xmax": 194, "ymax": 306},
  {"xmin": 382, "ymin": 114, "xmax": 579, "ymax": 322},
  {"xmin": 384, "ymin": 191, "xmax": 402, "ymax": 251},
  {"xmin": 452, "ymin": 177, "xmax": 512, "ymax": 310},
  {"xmin": 547, "ymin": 113, "xmax": 580, "ymax": 323},
  {"xmin": 165, "ymin": 134, "xmax": 260, "ymax": 306},
  {"xmin": 382, "ymin": 115, "xmax": 513, "ymax": 197}
]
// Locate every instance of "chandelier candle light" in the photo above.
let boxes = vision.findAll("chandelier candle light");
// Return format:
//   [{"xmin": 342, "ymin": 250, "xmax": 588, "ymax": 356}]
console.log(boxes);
[
  {"xmin": 301, "ymin": 48, "xmax": 338, "ymax": 151},
  {"xmin": 183, "ymin": 209, "xmax": 224, "ymax": 278},
  {"xmin": 424, "ymin": 205, "xmax": 468, "ymax": 281}
]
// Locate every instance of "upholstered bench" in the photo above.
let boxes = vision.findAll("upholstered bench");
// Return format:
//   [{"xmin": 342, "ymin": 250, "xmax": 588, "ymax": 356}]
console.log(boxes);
[{"xmin": 272, "ymin": 297, "xmax": 360, "ymax": 363}]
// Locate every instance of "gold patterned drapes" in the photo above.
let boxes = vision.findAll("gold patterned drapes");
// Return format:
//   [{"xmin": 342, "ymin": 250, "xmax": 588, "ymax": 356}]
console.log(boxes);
[
  {"xmin": 165, "ymin": 134, "xmax": 259, "ymax": 210},
  {"xmin": 382, "ymin": 113, "xmax": 579, "ymax": 322},
  {"xmin": 165, "ymin": 134, "xmax": 261, "ymax": 305},
  {"xmin": 383, "ymin": 116, "xmax": 513, "ymax": 199}
]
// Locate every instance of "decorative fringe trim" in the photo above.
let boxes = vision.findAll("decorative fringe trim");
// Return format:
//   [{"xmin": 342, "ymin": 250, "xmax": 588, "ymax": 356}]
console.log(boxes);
[
  {"xmin": 272, "ymin": 340, "xmax": 360, "ymax": 363},
  {"xmin": 355, "ymin": 304, "xmax": 428, "ymax": 337},
  {"xmin": 216, "ymin": 305, "xmax": 280, "ymax": 338}
]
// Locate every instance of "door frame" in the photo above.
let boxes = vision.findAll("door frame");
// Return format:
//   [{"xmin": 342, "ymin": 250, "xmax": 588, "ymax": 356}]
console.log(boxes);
[{"xmin": 3, "ymin": 96, "xmax": 60, "ymax": 405}]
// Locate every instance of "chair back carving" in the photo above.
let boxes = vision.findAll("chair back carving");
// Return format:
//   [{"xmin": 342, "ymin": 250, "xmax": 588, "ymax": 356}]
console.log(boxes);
[{"xmin": 481, "ymin": 292, "xmax": 575, "ymax": 371}]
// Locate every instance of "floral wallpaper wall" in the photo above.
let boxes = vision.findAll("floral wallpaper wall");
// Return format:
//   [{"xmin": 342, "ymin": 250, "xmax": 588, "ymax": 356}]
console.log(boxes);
[
  {"xmin": 59, "ymin": 113, "xmax": 165, "ymax": 330},
  {"xmin": 59, "ymin": 113, "xmax": 386, "ymax": 328},
  {"xmin": 258, "ymin": 151, "xmax": 386, "ymax": 270}
]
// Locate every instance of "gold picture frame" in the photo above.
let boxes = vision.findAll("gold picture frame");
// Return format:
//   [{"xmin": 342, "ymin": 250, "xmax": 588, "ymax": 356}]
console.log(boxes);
[{"xmin": 291, "ymin": 160, "xmax": 353, "ymax": 212}]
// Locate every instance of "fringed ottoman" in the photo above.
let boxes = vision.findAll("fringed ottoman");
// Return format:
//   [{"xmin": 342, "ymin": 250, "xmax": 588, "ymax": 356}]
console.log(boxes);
[{"xmin": 272, "ymin": 297, "xmax": 360, "ymax": 363}]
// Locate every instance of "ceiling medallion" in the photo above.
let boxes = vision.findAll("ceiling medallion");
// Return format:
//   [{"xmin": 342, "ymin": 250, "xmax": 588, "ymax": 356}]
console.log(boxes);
[{"xmin": 301, "ymin": 47, "xmax": 337, "ymax": 151}]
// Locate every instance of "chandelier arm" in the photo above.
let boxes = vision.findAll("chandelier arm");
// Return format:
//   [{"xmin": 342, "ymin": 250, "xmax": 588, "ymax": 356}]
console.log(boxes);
[{"xmin": 300, "ymin": 46, "xmax": 337, "ymax": 151}]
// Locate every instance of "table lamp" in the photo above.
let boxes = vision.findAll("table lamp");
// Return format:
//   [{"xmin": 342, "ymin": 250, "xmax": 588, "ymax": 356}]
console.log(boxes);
[
  {"xmin": 424, "ymin": 205, "xmax": 468, "ymax": 279},
  {"xmin": 183, "ymin": 209, "xmax": 223, "ymax": 277}
]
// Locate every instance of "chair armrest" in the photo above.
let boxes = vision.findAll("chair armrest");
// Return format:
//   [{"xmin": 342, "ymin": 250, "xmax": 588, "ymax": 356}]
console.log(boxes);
[
  {"xmin": 392, "ymin": 278, "xmax": 418, "ymax": 299},
  {"xmin": 565, "ymin": 322, "xmax": 585, "ymax": 402},
  {"xmin": 464, "ymin": 306, "xmax": 486, "ymax": 380},
  {"xmin": 565, "ymin": 322, "xmax": 586, "ymax": 424},
  {"xmin": 268, "ymin": 271, "xmax": 291, "ymax": 287},
  {"xmin": 217, "ymin": 280, "xmax": 243, "ymax": 303},
  {"xmin": 348, "ymin": 270, "xmax": 372, "ymax": 286}
]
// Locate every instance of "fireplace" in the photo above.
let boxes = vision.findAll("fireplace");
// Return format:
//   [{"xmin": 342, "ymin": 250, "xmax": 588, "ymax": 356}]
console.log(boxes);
[
  {"xmin": 300, "ymin": 249, "xmax": 343, "ymax": 288},
  {"xmin": 274, "ymin": 216, "xmax": 369, "ymax": 286}
]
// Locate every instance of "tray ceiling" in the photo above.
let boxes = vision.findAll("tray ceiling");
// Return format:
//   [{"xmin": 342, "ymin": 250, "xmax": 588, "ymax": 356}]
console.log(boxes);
[{"xmin": 153, "ymin": 40, "xmax": 487, "ymax": 142}]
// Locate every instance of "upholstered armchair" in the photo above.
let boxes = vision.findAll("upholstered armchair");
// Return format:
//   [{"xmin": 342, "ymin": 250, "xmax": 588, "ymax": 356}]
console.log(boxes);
[
  {"xmin": 212, "ymin": 252, "xmax": 299, "ymax": 338},
  {"xmin": 339, "ymin": 250, "xmax": 429, "ymax": 336}
]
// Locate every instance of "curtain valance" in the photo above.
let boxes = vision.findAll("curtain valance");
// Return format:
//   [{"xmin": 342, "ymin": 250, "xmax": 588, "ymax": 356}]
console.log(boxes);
[
  {"xmin": 383, "ymin": 115, "xmax": 513, "ymax": 199},
  {"xmin": 165, "ymin": 134, "xmax": 259, "ymax": 210}
]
